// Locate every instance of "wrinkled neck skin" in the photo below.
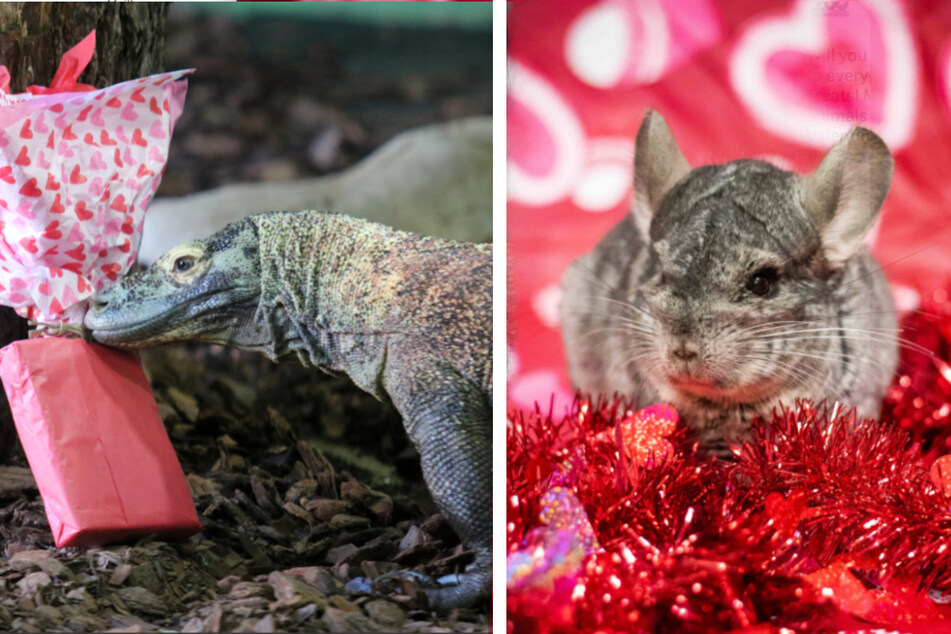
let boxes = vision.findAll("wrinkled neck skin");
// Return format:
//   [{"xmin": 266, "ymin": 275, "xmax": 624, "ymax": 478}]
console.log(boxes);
[{"xmin": 231, "ymin": 212, "xmax": 412, "ymax": 398}]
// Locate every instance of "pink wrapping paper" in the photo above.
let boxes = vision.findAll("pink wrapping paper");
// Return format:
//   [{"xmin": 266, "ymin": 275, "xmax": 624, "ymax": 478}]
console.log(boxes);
[
  {"xmin": 0, "ymin": 32, "xmax": 200, "ymax": 547},
  {"xmin": 0, "ymin": 31, "xmax": 191, "ymax": 323},
  {"xmin": 0, "ymin": 339, "xmax": 201, "ymax": 547}
]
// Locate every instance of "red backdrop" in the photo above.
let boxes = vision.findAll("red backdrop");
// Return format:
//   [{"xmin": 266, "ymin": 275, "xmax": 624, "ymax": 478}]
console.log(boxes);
[{"xmin": 507, "ymin": 0, "xmax": 951, "ymax": 415}]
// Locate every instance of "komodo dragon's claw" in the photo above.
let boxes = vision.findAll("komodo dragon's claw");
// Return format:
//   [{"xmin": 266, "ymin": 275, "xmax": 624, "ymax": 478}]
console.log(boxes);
[{"xmin": 374, "ymin": 559, "xmax": 490, "ymax": 612}]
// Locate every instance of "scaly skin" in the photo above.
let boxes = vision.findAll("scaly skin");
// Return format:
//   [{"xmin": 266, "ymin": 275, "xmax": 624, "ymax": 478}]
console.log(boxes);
[{"xmin": 84, "ymin": 210, "xmax": 492, "ymax": 610}]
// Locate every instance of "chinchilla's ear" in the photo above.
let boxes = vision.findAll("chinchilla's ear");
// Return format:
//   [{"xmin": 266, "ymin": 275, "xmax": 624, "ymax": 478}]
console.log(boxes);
[
  {"xmin": 633, "ymin": 110, "xmax": 690, "ymax": 240},
  {"xmin": 802, "ymin": 126, "xmax": 893, "ymax": 267}
]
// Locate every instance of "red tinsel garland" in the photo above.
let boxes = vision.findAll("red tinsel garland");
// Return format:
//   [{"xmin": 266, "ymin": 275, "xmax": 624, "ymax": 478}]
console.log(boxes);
[{"xmin": 508, "ymin": 287, "xmax": 951, "ymax": 634}]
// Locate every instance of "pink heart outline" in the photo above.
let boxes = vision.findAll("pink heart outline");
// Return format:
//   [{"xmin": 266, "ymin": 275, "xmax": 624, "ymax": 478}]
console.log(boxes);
[{"xmin": 728, "ymin": 0, "xmax": 918, "ymax": 150}]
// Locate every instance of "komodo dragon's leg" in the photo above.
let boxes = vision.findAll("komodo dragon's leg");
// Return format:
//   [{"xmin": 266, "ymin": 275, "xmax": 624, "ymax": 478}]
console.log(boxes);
[{"xmin": 384, "ymin": 362, "xmax": 491, "ymax": 610}]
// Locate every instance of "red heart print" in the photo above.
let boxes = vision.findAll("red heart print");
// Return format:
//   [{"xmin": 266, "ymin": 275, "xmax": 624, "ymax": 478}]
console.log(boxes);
[
  {"xmin": 111, "ymin": 194, "xmax": 128, "ymax": 213},
  {"xmin": 131, "ymin": 87, "xmax": 146, "ymax": 103},
  {"xmin": 50, "ymin": 103, "xmax": 64, "ymax": 113},
  {"xmin": 83, "ymin": 132, "xmax": 98, "ymax": 147},
  {"xmin": 75, "ymin": 201, "xmax": 93, "ymax": 221},
  {"xmin": 101, "ymin": 263, "xmax": 121, "ymax": 281},
  {"xmin": 19, "ymin": 237, "xmax": 37, "ymax": 254},
  {"xmin": 131, "ymin": 128, "xmax": 148, "ymax": 147},
  {"xmin": 78, "ymin": 105, "xmax": 92, "ymax": 122},
  {"xmin": 37, "ymin": 280, "xmax": 52, "ymax": 296},
  {"xmin": 45, "ymin": 174, "xmax": 60, "ymax": 191},
  {"xmin": 63, "ymin": 124, "xmax": 77, "ymax": 140},
  {"xmin": 51, "ymin": 194, "xmax": 65, "ymax": 214},
  {"xmin": 106, "ymin": 97, "xmax": 121, "ymax": 108},
  {"xmin": 46, "ymin": 132, "xmax": 54, "ymax": 150},
  {"xmin": 14, "ymin": 146, "xmax": 30, "ymax": 166},
  {"xmin": 42, "ymin": 221, "xmax": 63, "ymax": 240},
  {"xmin": 63, "ymin": 262, "xmax": 83, "ymax": 276},
  {"xmin": 18, "ymin": 178, "xmax": 41, "ymax": 197},
  {"xmin": 118, "ymin": 239, "xmax": 131, "ymax": 253},
  {"xmin": 120, "ymin": 215, "xmax": 135, "ymax": 235},
  {"xmin": 19, "ymin": 120, "xmax": 32, "ymax": 139},
  {"xmin": 114, "ymin": 148, "xmax": 123, "ymax": 168},
  {"xmin": 149, "ymin": 97, "xmax": 162, "ymax": 115},
  {"xmin": 100, "ymin": 130, "xmax": 117, "ymax": 146},
  {"xmin": 49, "ymin": 268, "xmax": 63, "ymax": 279},
  {"xmin": 48, "ymin": 299, "xmax": 63, "ymax": 315},
  {"xmin": 137, "ymin": 164, "xmax": 155, "ymax": 178},
  {"xmin": 69, "ymin": 165, "xmax": 87, "ymax": 185},
  {"xmin": 163, "ymin": 98, "xmax": 170, "ymax": 112},
  {"xmin": 65, "ymin": 244, "xmax": 86, "ymax": 262},
  {"xmin": 0, "ymin": 166, "xmax": 14, "ymax": 184}
]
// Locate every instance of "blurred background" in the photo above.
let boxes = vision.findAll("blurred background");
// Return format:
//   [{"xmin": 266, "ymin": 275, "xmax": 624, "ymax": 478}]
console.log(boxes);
[{"xmin": 162, "ymin": 2, "xmax": 491, "ymax": 193}]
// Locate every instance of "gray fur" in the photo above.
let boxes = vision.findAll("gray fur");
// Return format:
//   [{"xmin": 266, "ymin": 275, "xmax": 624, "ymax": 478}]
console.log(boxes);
[{"xmin": 561, "ymin": 111, "xmax": 897, "ymax": 453}]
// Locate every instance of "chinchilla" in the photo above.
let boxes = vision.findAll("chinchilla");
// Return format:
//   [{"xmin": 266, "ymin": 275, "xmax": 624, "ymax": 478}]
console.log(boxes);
[{"xmin": 560, "ymin": 110, "xmax": 898, "ymax": 454}]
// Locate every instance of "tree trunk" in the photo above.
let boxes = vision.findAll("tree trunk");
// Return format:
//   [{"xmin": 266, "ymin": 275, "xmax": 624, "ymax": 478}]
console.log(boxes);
[
  {"xmin": 0, "ymin": 3, "xmax": 169, "ymax": 459},
  {"xmin": 0, "ymin": 3, "xmax": 169, "ymax": 92}
]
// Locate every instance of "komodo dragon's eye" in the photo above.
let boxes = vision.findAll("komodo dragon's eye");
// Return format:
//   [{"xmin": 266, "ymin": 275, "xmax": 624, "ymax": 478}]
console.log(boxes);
[{"xmin": 174, "ymin": 256, "xmax": 195, "ymax": 272}]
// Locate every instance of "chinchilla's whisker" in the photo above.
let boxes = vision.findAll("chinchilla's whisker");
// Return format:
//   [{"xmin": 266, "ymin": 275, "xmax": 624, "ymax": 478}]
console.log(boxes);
[
  {"xmin": 768, "ymin": 347, "xmax": 897, "ymax": 376},
  {"xmin": 575, "ymin": 326, "xmax": 655, "ymax": 345},
  {"xmin": 570, "ymin": 258, "xmax": 624, "ymax": 295},
  {"xmin": 839, "ymin": 239, "xmax": 945, "ymax": 289},
  {"xmin": 559, "ymin": 306, "xmax": 653, "ymax": 330},
  {"xmin": 743, "ymin": 353, "xmax": 840, "ymax": 395},
  {"xmin": 757, "ymin": 327, "xmax": 903, "ymax": 339},
  {"xmin": 748, "ymin": 323, "xmax": 901, "ymax": 337},
  {"xmin": 560, "ymin": 295, "xmax": 651, "ymax": 321},
  {"xmin": 749, "ymin": 345, "xmax": 899, "ymax": 387},
  {"xmin": 760, "ymin": 332, "xmax": 933, "ymax": 359}
]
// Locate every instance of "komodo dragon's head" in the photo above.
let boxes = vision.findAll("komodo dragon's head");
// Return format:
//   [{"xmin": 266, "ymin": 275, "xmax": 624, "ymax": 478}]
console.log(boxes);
[{"xmin": 84, "ymin": 217, "xmax": 262, "ymax": 348}]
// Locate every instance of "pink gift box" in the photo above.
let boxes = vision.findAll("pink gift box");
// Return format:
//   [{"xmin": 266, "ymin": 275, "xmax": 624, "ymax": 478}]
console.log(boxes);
[{"xmin": 0, "ymin": 338, "xmax": 201, "ymax": 547}]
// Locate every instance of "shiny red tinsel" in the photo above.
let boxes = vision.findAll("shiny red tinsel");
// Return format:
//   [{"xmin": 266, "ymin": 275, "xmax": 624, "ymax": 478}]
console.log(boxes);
[{"xmin": 508, "ymin": 287, "xmax": 951, "ymax": 633}]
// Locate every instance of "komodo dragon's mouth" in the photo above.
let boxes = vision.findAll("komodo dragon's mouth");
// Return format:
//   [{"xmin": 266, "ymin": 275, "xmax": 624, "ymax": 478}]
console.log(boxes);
[{"xmin": 84, "ymin": 307, "xmax": 178, "ymax": 346}]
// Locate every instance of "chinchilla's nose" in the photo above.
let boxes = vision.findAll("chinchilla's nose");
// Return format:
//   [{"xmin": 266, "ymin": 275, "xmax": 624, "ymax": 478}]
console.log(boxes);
[{"xmin": 670, "ymin": 339, "xmax": 699, "ymax": 362}]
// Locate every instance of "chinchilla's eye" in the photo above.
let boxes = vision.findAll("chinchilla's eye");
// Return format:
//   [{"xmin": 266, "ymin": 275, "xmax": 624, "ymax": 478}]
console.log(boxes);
[{"xmin": 746, "ymin": 267, "xmax": 778, "ymax": 297}]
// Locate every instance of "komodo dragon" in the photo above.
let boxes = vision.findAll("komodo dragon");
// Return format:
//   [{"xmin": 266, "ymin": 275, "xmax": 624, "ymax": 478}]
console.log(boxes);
[{"xmin": 83, "ymin": 209, "xmax": 492, "ymax": 610}]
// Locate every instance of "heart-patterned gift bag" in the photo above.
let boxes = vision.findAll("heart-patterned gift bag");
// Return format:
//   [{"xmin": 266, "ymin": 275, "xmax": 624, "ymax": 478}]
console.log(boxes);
[{"xmin": 0, "ymin": 31, "xmax": 201, "ymax": 546}]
